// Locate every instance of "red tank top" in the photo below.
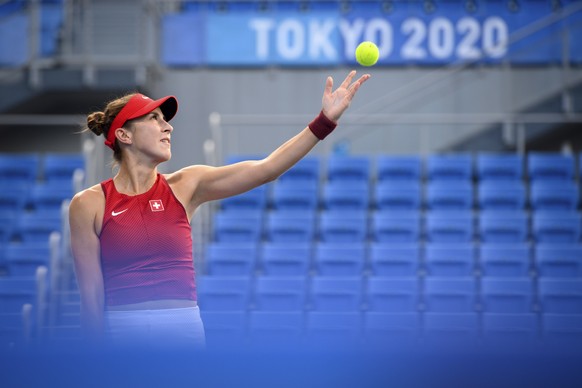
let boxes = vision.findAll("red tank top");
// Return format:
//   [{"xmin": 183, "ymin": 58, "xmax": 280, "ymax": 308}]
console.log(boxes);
[{"xmin": 99, "ymin": 173, "xmax": 196, "ymax": 306}]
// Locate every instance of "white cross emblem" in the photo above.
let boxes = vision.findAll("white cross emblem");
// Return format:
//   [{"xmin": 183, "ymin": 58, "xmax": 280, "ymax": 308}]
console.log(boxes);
[{"xmin": 149, "ymin": 199, "xmax": 164, "ymax": 212}]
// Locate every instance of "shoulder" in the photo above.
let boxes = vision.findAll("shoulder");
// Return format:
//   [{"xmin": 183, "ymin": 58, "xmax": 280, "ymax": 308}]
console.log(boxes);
[
  {"xmin": 69, "ymin": 184, "xmax": 105, "ymax": 220},
  {"xmin": 164, "ymin": 165, "xmax": 214, "ymax": 188}
]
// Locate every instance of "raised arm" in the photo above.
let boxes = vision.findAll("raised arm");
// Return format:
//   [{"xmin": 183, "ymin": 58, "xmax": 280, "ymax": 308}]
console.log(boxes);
[
  {"xmin": 68, "ymin": 187, "xmax": 106, "ymax": 342},
  {"xmin": 175, "ymin": 70, "xmax": 370, "ymax": 208}
]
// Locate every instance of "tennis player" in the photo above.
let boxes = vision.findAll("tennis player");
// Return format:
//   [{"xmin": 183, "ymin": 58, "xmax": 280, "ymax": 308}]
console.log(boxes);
[{"xmin": 69, "ymin": 70, "xmax": 370, "ymax": 349}]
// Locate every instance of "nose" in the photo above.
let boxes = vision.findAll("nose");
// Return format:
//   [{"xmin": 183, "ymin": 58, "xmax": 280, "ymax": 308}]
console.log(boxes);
[{"xmin": 163, "ymin": 121, "xmax": 173, "ymax": 133}]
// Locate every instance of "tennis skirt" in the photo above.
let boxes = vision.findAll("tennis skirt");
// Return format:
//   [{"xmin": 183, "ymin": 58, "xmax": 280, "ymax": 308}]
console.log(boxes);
[{"xmin": 105, "ymin": 306, "xmax": 206, "ymax": 350}]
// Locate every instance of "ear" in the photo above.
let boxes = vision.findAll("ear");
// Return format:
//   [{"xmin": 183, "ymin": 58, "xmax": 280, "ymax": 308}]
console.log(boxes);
[{"xmin": 115, "ymin": 127, "xmax": 132, "ymax": 146}]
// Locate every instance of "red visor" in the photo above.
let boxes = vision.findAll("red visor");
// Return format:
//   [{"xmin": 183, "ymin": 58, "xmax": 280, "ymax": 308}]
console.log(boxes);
[{"xmin": 105, "ymin": 93, "xmax": 178, "ymax": 150}]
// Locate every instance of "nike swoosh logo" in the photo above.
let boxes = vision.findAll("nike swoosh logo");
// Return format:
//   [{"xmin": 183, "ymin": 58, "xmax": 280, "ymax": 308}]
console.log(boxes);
[{"xmin": 111, "ymin": 209, "xmax": 128, "ymax": 216}]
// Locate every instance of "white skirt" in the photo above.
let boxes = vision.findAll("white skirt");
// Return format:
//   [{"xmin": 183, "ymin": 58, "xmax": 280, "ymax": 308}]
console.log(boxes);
[{"xmin": 105, "ymin": 306, "xmax": 206, "ymax": 351}]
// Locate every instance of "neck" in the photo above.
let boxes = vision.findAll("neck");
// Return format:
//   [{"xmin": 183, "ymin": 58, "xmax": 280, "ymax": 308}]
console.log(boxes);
[{"xmin": 114, "ymin": 161, "xmax": 159, "ymax": 195}]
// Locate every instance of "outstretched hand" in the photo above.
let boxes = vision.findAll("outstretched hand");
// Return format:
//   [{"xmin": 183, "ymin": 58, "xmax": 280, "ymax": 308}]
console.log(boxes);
[{"xmin": 321, "ymin": 70, "xmax": 371, "ymax": 123}]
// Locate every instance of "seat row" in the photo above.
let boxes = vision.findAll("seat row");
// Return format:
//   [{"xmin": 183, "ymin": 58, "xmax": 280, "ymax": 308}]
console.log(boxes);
[
  {"xmin": 0, "ymin": 153, "xmax": 84, "ymax": 185},
  {"xmin": 213, "ymin": 210, "xmax": 582, "ymax": 244},
  {"xmin": 196, "ymin": 276, "xmax": 582, "ymax": 315}
]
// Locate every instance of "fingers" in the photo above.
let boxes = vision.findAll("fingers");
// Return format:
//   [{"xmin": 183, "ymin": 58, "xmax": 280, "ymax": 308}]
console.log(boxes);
[
  {"xmin": 324, "ymin": 76, "xmax": 333, "ymax": 97},
  {"xmin": 347, "ymin": 74, "xmax": 371, "ymax": 97},
  {"xmin": 339, "ymin": 70, "xmax": 357, "ymax": 90}
]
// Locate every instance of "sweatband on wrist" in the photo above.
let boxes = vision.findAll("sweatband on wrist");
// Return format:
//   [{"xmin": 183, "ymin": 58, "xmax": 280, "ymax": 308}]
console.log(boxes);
[{"xmin": 308, "ymin": 110, "xmax": 337, "ymax": 140}]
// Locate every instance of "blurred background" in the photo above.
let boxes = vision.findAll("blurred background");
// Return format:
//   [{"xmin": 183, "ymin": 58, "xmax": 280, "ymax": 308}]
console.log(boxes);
[{"xmin": 0, "ymin": 0, "xmax": 582, "ymax": 359}]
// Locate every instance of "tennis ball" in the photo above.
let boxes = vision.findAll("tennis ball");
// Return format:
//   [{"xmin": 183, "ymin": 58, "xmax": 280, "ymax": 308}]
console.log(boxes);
[{"xmin": 355, "ymin": 41, "xmax": 379, "ymax": 67}]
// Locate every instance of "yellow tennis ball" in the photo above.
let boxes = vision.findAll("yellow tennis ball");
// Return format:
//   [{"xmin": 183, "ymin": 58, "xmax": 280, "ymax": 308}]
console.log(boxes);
[{"xmin": 355, "ymin": 41, "xmax": 379, "ymax": 67}]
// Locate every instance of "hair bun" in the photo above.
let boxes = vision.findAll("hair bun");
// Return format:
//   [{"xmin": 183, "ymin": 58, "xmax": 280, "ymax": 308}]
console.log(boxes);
[{"xmin": 86, "ymin": 111, "xmax": 106, "ymax": 136}]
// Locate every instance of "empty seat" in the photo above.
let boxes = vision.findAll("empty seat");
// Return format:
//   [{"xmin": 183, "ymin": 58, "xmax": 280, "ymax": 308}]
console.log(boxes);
[
  {"xmin": 0, "ymin": 277, "xmax": 37, "ymax": 314},
  {"xmin": 476, "ymin": 153, "xmax": 524, "ymax": 181},
  {"xmin": 369, "ymin": 243, "xmax": 420, "ymax": 277},
  {"xmin": 14, "ymin": 212, "xmax": 61, "ymax": 243},
  {"xmin": 371, "ymin": 211, "xmax": 421, "ymax": 243},
  {"xmin": 43, "ymin": 153, "xmax": 84, "ymax": 183},
  {"xmin": 424, "ymin": 277, "xmax": 477, "ymax": 312},
  {"xmin": 479, "ymin": 243, "xmax": 532, "ymax": 277},
  {"xmin": 314, "ymin": 242, "xmax": 366, "ymax": 276},
  {"xmin": 539, "ymin": 279, "xmax": 582, "ymax": 314},
  {"xmin": 423, "ymin": 313, "xmax": 479, "ymax": 349},
  {"xmin": 254, "ymin": 276, "xmax": 307, "ymax": 311},
  {"xmin": 0, "ymin": 154, "xmax": 39, "ymax": 185},
  {"xmin": 0, "ymin": 188, "xmax": 28, "ymax": 212},
  {"xmin": 271, "ymin": 180, "xmax": 318, "ymax": 211},
  {"xmin": 481, "ymin": 278, "xmax": 535, "ymax": 313},
  {"xmin": 310, "ymin": 276, "xmax": 363, "ymax": 311},
  {"xmin": 426, "ymin": 181, "xmax": 474, "ymax": 211},
  {"xmin": 530, "ymin": 181, "xmax": 579, "ymax": 211},
  {"xmin": 542, "ymin": 314, "xmax": 582, "ymax": 349},
  {"xmin": 248, "ymin": 311, "xmax": 304, "ymax": 348},
  {"xmin": 479, "ymin": 211, "xmax": 529, "ymax": 243},
  {"xmin": 326, "ymin": 156, "xmax": 371, "ymax": 183},
  {"xmin": 200, "ymin": 311, "xmax": 247, "ymax": 349},
  {"xmin": 363, "ymin": 312, "xmax": 420, "ymax": 349},
  {"xmin": 477, "ymin": 180, "xmax": 526, "ymax": 211},
  {"xmin": 536, "ymin": 244, "xmax": 582, "ymax": 278},
  {"xmin": 424, "ymin": 243, "xmax": 476, "ymax": 277},
  {"xmin": 374, "ymin": 181, "xmax": 422, "ymax": 211},
  {"xmin": 532, "ymin": 211, "xmax": 581, "ymax": 243},
  {"xmin": 425, "ymin": 211, "xmax": 474, "ymax": 243},
  {"xmin": 213, "ymin": 212, "xmax": 262, "ymax": 242},
  {"xmin": 376, "ymin": 155, "xmax": 422, "ymax": 182},
  {"xmin": 0, "ymin": 211, "xmax": 17, "ymax": 243},
  {"xmin": 527, "ymin": 152, "xmax": 574, "ymax": 182},
  {"xmin": 261, "ymin": 242, "xmax": 312, "ymax": 276},
  {"xmin": 278, "ymin": 157, "xmax": 320, "ymax": 182},
  {"xmin": 220, "ymin": 186, "xmax": 267, "ymax": 212},
  {"xmin": 5, "ymin": 241, "xmax": 51, "ymax": 277},
  {"xmin": 265, "ymin": 210, "xmax": 316, "ymax": 243},
  {"xmin": 482, "ymin": 313, "xmax": 539, "ymax": 349},
  {"xmin": 305, "ymin": 311, "xmax": 362, "ymax": 347},
  {"xmin": 205, "ymin": 242, "xmax": 257, "ymax": 276},
  {"xmin": 366, "ymin": 277, "xmax": 419, "ymax": 312},
  {"xmin": 319, "ymin": 211, "xmax": 368, "ymax": 243},
  {"xmin": 28, "ymin": 183, "xmax": 73, "ymax": 212},
  {"xmin": 196, "ymin": 276, "xmax": 252, "ymax": 311},
  {"xmin": 322, "ymin": 181, "xmax": 370, "ymax": 211},
  {"xmin": 426, "ymin": 153, "xmax": 473, "ymax": 181}
]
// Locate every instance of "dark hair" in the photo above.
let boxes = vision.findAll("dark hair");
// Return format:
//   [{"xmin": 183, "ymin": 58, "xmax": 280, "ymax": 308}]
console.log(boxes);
[{"xmin": 85, "ymin": 93, "xmax": 136, "ymax": 162}]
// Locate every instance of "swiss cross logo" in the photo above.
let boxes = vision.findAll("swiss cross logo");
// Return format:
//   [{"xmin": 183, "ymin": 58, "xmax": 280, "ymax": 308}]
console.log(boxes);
[{"xmin": 149, "ymin": 199, "xmax": 164, "ymax": 212}]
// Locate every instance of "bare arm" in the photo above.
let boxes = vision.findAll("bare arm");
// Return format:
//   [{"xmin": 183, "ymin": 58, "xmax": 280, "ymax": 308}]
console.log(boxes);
[
  {"xmin": 172, "ymin": 71, "xmax": 370, "ymax": 209},
  {"xmin": 68, "ymin": 188, "xmax": 105, "ymax": 342}
]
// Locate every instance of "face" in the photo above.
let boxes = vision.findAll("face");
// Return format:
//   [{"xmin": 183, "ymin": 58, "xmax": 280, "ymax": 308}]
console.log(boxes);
[{"xmin": 121, "ymin": 107, "xmax": 174, "ymax": 163}]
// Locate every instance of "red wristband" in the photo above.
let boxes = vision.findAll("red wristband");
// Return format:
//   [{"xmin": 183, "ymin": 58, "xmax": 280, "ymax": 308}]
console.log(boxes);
[{"xmin": 308, "ymin": 110, "xmax": 337, "ymax": 140}]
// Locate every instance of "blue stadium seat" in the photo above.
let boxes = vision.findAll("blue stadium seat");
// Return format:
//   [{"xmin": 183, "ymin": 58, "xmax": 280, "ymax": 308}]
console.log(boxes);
[
  {"xmin": 310, "ymin": 276, "xmax": 363, "ymax": 312},
  {"xmin": 42, "ymin": 153, "xmax": 84, "ymax": 183},
  {"xmin": 279, "ymin": 157, "xmax": 320, "ymax": 182},
  {"xmin": 271, "ymin": 180, "xmax": 318, "ymax": 211},
  {"xmin": 366, "ymin": 277, "xmax": 419, "ymax": 312},
  {"xmin": 542, "ymin": 314, "xmax": 582, "ymax": 349},
  {"xmin": 376, "ymin": 155, "xmax": 422, "ymax": 182},
  {"xmin": 305, "ymin": 311, "xmax": 362, "ymax": 348},
  {"xmin": 0, "ymin": 188, "xmax": 28, "ymax": 212},
  {"xmin": 196, "ymin": 276, "xmax": 252, "ymax": 311},
  {"xmin": 423, "ymin": 313, "xmax": 479, "ymax": 350},
  {"xmin": 319, "ymin": 211, "xmax": 368, "ymax": 243},
  {"xmin": 527, "ymin": 152, "xmax": 574, "ymax": 182},
  {"xmin": 424, "ymin": 277, "xmax": 477, "ymax": 313},
  {"xmin": 369, "ymin": 243, "xmax": 420, "ymax": 277},
  {"xmin": 479, "ymin": 243, "xmax": 532, "ymax": 277},
  {"xmin": 478, "ymin": 211, "xmax": 529, "ymax": 243},
  {"xmin": 424, "ymin": 243, "xmax": 476, "ymax": 277},
  {"xmin": 482, "ymin": 313, "xmax": 539, "ymax": 350},
  {"xmin": 213, "ymin": 211, "xmax": 262, "ymax": 242},
  {"xmin": 0, "ymin": 211, "xmax": 16, "ymax": 244},
  {"xmin": 254, "ymin": 276, "xmax": 307, "ymax": 311},
  {"xmin": 14, "ymin": 212, "xmax": 61, "ymax": 243},
  {"xmin": 374, "ymin": 181, "xmax": 422, "ymax": 211},
  {"xmin": 539, "ymin": 279, "xmax": 582, "ymax": 314},
  {"xmin": 536, "ymin": 243, "xmax": 582, "ymax": 278},
  {"xmin": 0, "ymin": 154, "xmax": 39, "ymax": 185},
  {"xmin": 530, "ymin": 180, "xmax": 579, "ymax": 211},
  {"xmin": 261, "ymin": 242, "xmax": 312, "ymax": 276},
  {"xmin": 314, "ymin": 242, "xmax": 366, "ymax": 276},
  {"xmin": 248, "ymin": 311, "xmax": 304, "ymax": 348},
  {"xmin": 265, "ymin": 210, "xmax": 315, "ymax": 243},
  {"xmin": 476, "ymin": 153, "xmax": 524, "ymax": 181},
  {"xmin": 532, "ymin": 211, "xmax": 581, "ymax": 243},
  {"xmin": 477, "ymin": 180, "xmax": 526, "ymax": 211},
  {"xmin": 5, "ymin": 241, "xmax": 50, "ymax": 277},
  {"xmin": 481, "ymin": 278, "xmax": 535, "ymax": 313},
  {"xmin": 426, "ymin": 181, "xmax": 473, "ymax": 210},
  {"xmin": 220, "ymin": 185, "xmax": 267, "ymax": 212},
  {"xmin": 363, "ymin": 312, "xmax": 420, "ymax": 349},
  {"xmin": 371, "ymin": 211, "xmax": 421, "ymax": 243},
  {"xmin": 426, "ymin": 153, "xmax": 473, "ymax": 181},
  {"xmin": 425, "ymin": 211, "xmax": 474, "ymax": 243},
  {"xmin": 28, "ymin": 183, "xmax": 73, "ymax": 213},
  {"xmin": 200, "ymin": 311, "xmax": 247, "ymax": 349},
  {"xmin": 326, "ymin": 156, "xmax": 371, "ymax": 183},
  {"xmin": 0, "ymin": 277, "xmax": 36, "ymax": 314},
  {"xmin": 205, "ymin": 242, "xmax": 257, "ymax": 276},
  {"xmin": 321, "ymin": 181, "xmax": 370, "ymax": 211}
]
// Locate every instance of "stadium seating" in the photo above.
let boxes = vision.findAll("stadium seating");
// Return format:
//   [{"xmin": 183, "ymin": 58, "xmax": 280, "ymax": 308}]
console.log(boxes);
[
  {"xmin": 542, "ymin": 314, "xmax": 582, "ymax": 348},
  {"xmin": 476, "ymin": 153, "xmax": 524, "ymax": 181},
  {"xmin": 374, "ymin": 181, "xmax": 422, "ymax": 211},
  {"xmin": 196, "ymin": 276, "xmax": 252, "ymax": 311},
  {"xmin": 200, "ymin": 310, "xmax": 247, "ymax": 348},
  {"xmin": 314, "ymin": 242, "xmax": 366, "ymax": 277},
  {"xmin": 310, "ymin": 276, "xmax": 363, "ymax": 311},
  {"xmin": 424, "ymin": 243, "xmax": 476, "ymax": 277},
  {"xmin": 305, "ymin": 311, "xmax": 362, "ymax": 347},
  {"xmin": 530, "ymin": 180, "xmax": 579, "ymax": 211},
  {"xmin": 363, "ymin": 312, "xmax": 420, "ymax": 349},
  {"xmin": 424, "ymin": 277, "xmax": 477, "ymax": 313},
  {"xmin": 376, "ymin": 155, "xmax": 422, "ymax": 182},
  {"xmin": 369, "ymin": 243, "xmax": 420, "ymax": 277},
  {"xmin": 321, "ymin": 181, "xmax": 370, "ymax": 211},
  {"xmin": 4, "ymin": 241, "xmax": 51, "ymax": 277},
  {"xmin": 318, "ymin": 211, "xmax": 368, "ymax": 243},
  {"xmin": 271, "ymin": 179, "xmax": 318, "ymax": 211},
  {"xmin": 425, "ymin": 211, "xmax": 474, "ymax": 243},
  {"xmin": 248, "ymin": 311, "xmax": 304, "ymax": 348},
  {"xmin": 426, "ymin": 181, "xmax": 474, "ymax": 210},
  {"xmin": 426, "ymin": 153, "xmax": 473, "ymax": 181},
  {"xmin": 253, "ymin": 276, "xmax": 307, "ymax": 311},
  {"xmin": 527, "ymin": 152, "xmax": 575, "ymax": 182},
  {"xmin": 532, "ymin": 211, "xmax": 581, "ymax": 243},
  {"xmin": 326, "ymin": 156, "xmax": 371, "ymax": 183},
  {"xmin": 477, "ymin": 180, "xmax": 527, "ymax": 211},
  {"xmin": 366, "ymin": 277, "xmax": 419, "ymax": 312},
  {"xmin": 371, "ymin": 211, "xmax": 421, "ymax": 243},
  {"xmin": 423, "ymin": 313, "xmax": 480, "ymax": 349},
  {"xmin": 481, "ymin": 313, "xmax": 539, "ymax": 349},
  {"xmin": 478, "ymin": 211, "xmax": 529, "ymax": 243},
  {"xmin": 261, "ymin": 242, "xmax": 312, "ymax": 276},
  {"xmin": 479, "ymin": 243, "xmax": 532, "ymax": 277},
  {"xmin": 539, "ymin": 279, "xmax": 582, "ymax": 314},
  {"xmin": 42, "ymin": 153, "xmax": 84, "ymax": 184},
  {"xmin": 536, "ymin": 243, "xmax": 582, "ymax": 278},
  {"xmin": 278, "ymin": 157, "xmax": 320, "ymax": 182},
  {"xmin": 480, "ymin": 277, "xmax": 535, "ymax": 313},
  {"xmin": 0, "ymin": 153, "xmax": 39, "ymax": 185},
  {"xmin": 14, "ymin": 212, "xmax": 61, "ymax": 243},
  {"xmin": 213, "ymin": 212, "xmax": 263, "ymax": 242},
  {"xmin": 205, "ymin": 242, "xmax": 257, "ymax": 276},
  {"xmin": 265, "ymin": 211, "xmax": 316, "ymax": 243},
  {"xmin": 220, "ymin": 186, "xmax": 267, "ymax": 212}
]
